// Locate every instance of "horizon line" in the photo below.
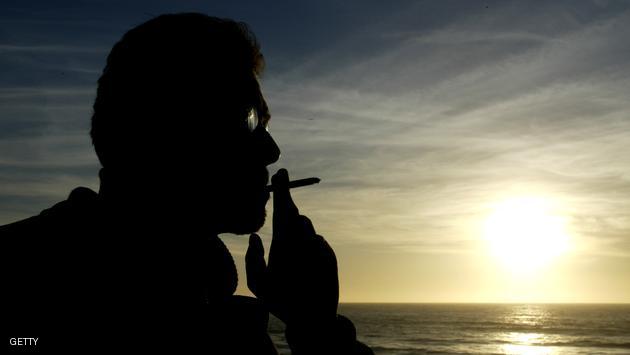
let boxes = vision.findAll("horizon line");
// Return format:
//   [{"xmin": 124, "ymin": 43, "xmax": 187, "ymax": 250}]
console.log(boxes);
[{"xmin": 338, "ymin": 301, "xmax": 630, "ymax": 305}]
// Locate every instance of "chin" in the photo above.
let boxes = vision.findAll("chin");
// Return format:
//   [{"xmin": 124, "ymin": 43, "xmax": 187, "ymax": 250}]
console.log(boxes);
[
  {"xmin": 214, "ymin": 182, "xmax": 270, "ymax": 234},
  {"xmin": 228, "ymin": 211, "xmax": 267, "ymax": 234},
  {"xmin": 223, "ymin": 208, "xmax": 267, "ymax": 235}
]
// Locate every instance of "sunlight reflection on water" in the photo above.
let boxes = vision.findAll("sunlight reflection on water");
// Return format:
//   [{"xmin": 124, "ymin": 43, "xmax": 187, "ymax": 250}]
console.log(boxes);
[
  {"xmin": 502, "ymin": 343, "xmax": 557, "ymax": 355},
  {"xmin": 498, "ymin": 305, "xmax": 557, "ymax": 355},
  {"xmin": 501, "ymin": 333, "xmax": 557, "ymax": 355},
  {"xmin": 270, "ymin": 304, "xmax": 630, "ymax": 355}
]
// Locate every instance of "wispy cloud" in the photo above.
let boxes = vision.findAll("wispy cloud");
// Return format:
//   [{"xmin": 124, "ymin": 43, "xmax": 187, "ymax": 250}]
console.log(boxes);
[
  {"xmin": 0, "ymin": 44, "xmax": 109, "ymax": 54},
  {"xmin": 261, "ymin": 3, "xmax": 630, "ymax": 258},
  {"xmin": 2, "ymin": 1, "xmax": 630, "ymax": 261},
  {"xmin": 2, "ymin": 0, "xmax": 629, "ymax": 301}
]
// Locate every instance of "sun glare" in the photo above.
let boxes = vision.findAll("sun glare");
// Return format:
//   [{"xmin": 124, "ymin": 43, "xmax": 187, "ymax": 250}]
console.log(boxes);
[{"xmin": 484, "ymin": 197, "xmax": 570, "ymax": 273}]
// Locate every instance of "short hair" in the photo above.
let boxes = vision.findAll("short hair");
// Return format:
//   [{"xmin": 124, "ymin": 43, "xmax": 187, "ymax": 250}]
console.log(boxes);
[{"xmin": 91, "ymin": 13, "xmax": 265, "ymax": 168}]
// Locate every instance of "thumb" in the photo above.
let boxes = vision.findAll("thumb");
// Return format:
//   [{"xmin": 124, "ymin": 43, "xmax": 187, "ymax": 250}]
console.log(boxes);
[
  {"xmin": 245, "ymin": 233, "xmax": 267, "ymax": 298},
  {"xmin": 272, "ymin": 169, "xmax": 299, "ymax": 241}
]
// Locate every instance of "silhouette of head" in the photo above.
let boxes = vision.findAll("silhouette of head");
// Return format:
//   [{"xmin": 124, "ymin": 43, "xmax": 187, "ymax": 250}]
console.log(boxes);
[{"xmin": 91, "ymin": 13, "xmax": 280, "ymax": 234}]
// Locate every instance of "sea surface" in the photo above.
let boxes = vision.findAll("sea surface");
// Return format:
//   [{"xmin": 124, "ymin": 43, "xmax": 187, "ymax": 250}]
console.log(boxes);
[{"xmin": 268, "ymin": 304, "xmax": 630, "ymax": 355}]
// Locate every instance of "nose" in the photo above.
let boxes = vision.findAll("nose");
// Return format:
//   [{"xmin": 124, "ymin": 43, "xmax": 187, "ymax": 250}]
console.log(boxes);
[{"xmin": 253, "ymin": 125, "xmax": 280, "ymax": 166}]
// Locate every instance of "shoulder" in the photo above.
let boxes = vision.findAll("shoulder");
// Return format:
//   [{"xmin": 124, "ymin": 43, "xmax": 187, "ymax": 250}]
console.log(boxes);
[
  {"xmin": 0, "ymin": 186, "xmax": 99, "ymax": 237},
  {"xmin": 2, "ymin": 187, "xmax": 99, "ymax": 316}
]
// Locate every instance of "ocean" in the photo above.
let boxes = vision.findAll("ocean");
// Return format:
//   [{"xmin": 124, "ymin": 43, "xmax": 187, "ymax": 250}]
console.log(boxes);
[{"xmin": 267, "ymin": 304, "xmax": 630, "ymax": 354}]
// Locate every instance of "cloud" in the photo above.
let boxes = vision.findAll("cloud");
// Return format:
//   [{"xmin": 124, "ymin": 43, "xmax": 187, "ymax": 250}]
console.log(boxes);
[
  {"xmin": 2, "ymin": 0, "xmax": 630, "ymax": 260},
  {"xmin": 0, "ymin": 44, "xmax": 108, "ymax": 54},
  {"xmin": 260, "ymin": 2, "xmax": 630, "ymax": 256},
  {"xmin": 0, "ymin": 85, "xmax": 99, "ymax": 222}
]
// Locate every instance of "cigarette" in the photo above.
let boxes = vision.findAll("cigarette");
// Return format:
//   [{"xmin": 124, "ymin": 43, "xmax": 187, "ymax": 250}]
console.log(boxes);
[{"xmin": 265, "ymin": 177, "xmax": 321, "ymax": 192}]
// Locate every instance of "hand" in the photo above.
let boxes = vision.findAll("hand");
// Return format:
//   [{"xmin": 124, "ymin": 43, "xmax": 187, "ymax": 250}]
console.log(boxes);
[{"xmin": 246, "ymin": 169, "xmax": 339, "ymax": 328}]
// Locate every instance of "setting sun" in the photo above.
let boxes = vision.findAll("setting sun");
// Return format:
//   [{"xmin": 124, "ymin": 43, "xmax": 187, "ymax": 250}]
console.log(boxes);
[{"xmin": 484, "ymin": 197, "xmax": 570, "ymax": 273}]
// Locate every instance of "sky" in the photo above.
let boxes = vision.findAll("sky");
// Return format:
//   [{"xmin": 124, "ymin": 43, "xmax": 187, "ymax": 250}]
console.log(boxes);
[{"xmin": 1, "ymin": 0, "xmax": 630, "ymax": 303}]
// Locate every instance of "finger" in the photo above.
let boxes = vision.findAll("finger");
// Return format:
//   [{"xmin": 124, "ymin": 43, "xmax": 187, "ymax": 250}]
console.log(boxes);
[
  {"xmin": 313, "ymin": 234, "xmax": 338, "ymax": 267},
  {"xmin": 315, "ymin": 235, "xmax": 339, "ymax": 301},
  {"xmin": 272, "ymin": 168, "xmax": 299, "ymax": 216},
  {"xmin": 272, "ymin": 169, "xmax": 299, "ymax": 240},
  {"xmin": 292, "ymin": 215, "xmax": 316, "ymax": 238},
  {"xmin": 245, "ymin": 233, "xmax": 267, "ymax": 298}
]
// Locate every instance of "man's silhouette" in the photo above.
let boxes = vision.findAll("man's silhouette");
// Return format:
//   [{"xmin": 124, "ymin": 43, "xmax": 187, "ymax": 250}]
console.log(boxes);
[{"xmin": 2, "ymin": 13, "xmax": 372, "ymax": 354}]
